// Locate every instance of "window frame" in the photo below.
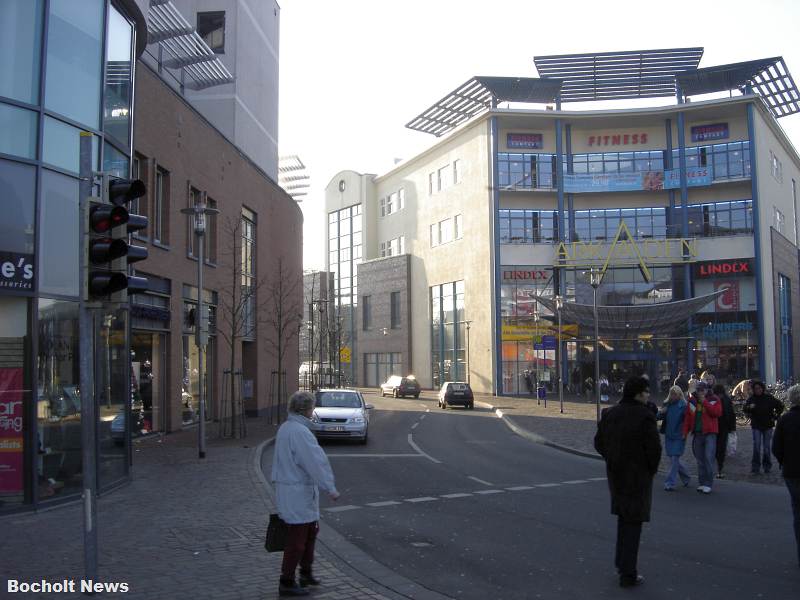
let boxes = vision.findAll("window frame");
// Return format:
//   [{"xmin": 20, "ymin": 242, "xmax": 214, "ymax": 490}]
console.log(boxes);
[{"xmin": 197, "ymin": 11, "xmax": 226, "ymax": 54}]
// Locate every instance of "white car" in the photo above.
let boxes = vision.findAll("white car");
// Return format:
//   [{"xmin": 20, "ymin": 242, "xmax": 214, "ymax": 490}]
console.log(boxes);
[{"xmin": 311, "ymin": 389, "xmax": 373, "ymax": 444}]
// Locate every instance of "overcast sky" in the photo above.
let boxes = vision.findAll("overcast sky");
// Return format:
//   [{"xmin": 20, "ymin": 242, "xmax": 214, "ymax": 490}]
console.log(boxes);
[{"xmin": 277, "ymin": 0, "xmax": 800, "ymax": 270}]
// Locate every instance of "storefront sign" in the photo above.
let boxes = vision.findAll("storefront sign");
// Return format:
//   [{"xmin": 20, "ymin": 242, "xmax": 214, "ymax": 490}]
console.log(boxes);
[
  {"xmin": 0, "ymin": 252, "xmax": 34, "ymax": 291},
  {"xmin": 691, "ymin": 123, "xmax": 729, "ymax": 142},
  {"xmin": 563, "ymin": 167, "xmax": 712, "ymax": 193},
  {"xmin": 501, "ymin": 323, "xmax": 578, "ymax": 342},
  {"xmin": 502, "ymin": 269, "xmax": 550, "ymax": 281},
  {"xmin": 507, "ymin": 133, "xmax": 543, "ymax": 149},
  {"xmin": 0, "ymin": 368, "xmax": 24, "ymax": 494},
  {"xmin": 695, "ymin": 321, "xmax": 753, "ymax": 340},
  {"xmin": 693, "ymin": 258, "xmax": 754, "ymax": 278},
  {"xmin": 587, "ymin": 133, "xmax": 649, "ymax": 146},
  {"xmin": 715, "ymin": 281, "xmax": 740, "ymax": 312},
  {"xmin": 555, "ymin": 221, "xmax": 697, "ymax": 282}
]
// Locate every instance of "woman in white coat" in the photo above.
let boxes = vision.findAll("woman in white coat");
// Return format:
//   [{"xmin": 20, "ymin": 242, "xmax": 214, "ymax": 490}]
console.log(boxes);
[{"xmin": 271, "ymin": 391, "xmax": 340, "ymax": 596}]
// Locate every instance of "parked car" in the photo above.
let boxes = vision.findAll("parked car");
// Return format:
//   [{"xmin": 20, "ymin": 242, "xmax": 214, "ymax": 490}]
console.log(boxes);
[
  {"xmin": 380, "ymin": 375, "xmax": 421, "ymax": 398},
  {"xmin": 438, "ymin": 381, "xmax": 474, "ymax": 409},
  {"xmin": 311, "ymin": 389, "xmax": 373, "ymax": 444}
]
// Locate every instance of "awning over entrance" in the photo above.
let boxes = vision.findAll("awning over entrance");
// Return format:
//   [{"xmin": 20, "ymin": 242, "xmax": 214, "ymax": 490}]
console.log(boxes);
[{"xmin": 535, "ymin": 291, "xmax": 723, "ymax": 339}]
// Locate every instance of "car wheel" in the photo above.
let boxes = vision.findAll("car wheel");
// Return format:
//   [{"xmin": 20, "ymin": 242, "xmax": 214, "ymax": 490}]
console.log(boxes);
[
  {"xmin": 359, "ymin": 432, "xmax": 368, "ymax": 445},
  {"xmin": 441, "ymin": 399, "xmax": 447, "ymax": 409},
  {"xmin": 469, "ymin": 402, "xmax": 475, "ymax": 410},
  {"xmin": 393, "ymin": 389, "xmax": 398, "ymax": 398},
  {"xmin": 414, "ymin": 393, "xmax": 420, "ymax": 398}
]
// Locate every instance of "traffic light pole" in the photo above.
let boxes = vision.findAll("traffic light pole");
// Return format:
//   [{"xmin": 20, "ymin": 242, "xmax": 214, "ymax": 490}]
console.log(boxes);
[{"xmin": 79, "ymin": 132, "xmax": 98, "ymax": 584}]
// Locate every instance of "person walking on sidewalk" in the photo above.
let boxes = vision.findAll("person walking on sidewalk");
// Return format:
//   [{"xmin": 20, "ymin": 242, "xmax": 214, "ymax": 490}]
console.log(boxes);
[
  {"xmin": 772, "ymin": 384, "xmax": 800, "ymax": 568},
  {"xmin": 271, "ymin": 391, "xmax": 340, "ymax": 597},
  {"xmin": 594, "ymin": 376, "xmax": 662, "ymax": 588},
  {"xmin": 683, "ymin": 381, "xmax": 722, "ymax": 494},
  {"xmin": 745, "ymin": 381, "xmax": 785, "ymax": 474},
  {"xmin": 657, "ymin": 386, "xmax": 690, "ymax": 491},
  {"xmin": 713, "ymin": 383, "xmax": 736, "ymax": 479}
]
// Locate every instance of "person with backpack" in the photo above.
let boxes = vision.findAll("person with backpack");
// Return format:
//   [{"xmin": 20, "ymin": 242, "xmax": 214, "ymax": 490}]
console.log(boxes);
[
  {"xmin": 745, "ymin": 381, "xmax": 785, "ymax": 474},
  {"xmin": 713, "ymin": 383, "xmax": 737, "ymax": 479},
  {"xmin": 657, "ymin": 386, "xmax": 690, "ymax": 490}
]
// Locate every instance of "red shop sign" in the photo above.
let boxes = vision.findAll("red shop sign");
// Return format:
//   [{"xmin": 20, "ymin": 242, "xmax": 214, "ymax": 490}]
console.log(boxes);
[
  {"xmin": 502, "ymin": 270, "xmax": 550, "ymax": 281},
  {"xmin": 587, "ymin": 133, "xmax": 649, "ymax": 146},
  {"xmin": 694, "ymin": 259, "xmax": 754, "ymax": 278}
]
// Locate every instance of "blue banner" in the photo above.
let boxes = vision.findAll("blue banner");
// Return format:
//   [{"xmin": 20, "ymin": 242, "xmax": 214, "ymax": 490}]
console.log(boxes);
[{"xmin": 563, "ymin": 167, "xmax": 713, "ymax": 193}]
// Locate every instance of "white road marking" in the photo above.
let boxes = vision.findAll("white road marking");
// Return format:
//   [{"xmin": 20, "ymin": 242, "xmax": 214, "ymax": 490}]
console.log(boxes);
[
  {"xmin": 407, "ymin": 434, "xmax": 442, "ymax": 464},
  {"xmin": 420, "ymin": 414, "xmax": 426, "ymax": 420},
  {"xmin": 366, "ymin": 501, "xmax": 402, "ymax": 507},
  {"xmin": 536, "ymin": 483, "xmax": 561, "ymax": 488},
  {"xmin": 562, "ymin": 480, "xmax": 589, "ymax": 484},
  {"xmin": 588, "ymin": 477, "xmax": 608, "ymax": 481},
  {"xmin": 411, "ymin": 422, "xmax": 419, "ymax": 430},
  {"xmin": 506, "ymin": 486, "xmax": 535, "ymax": 491},
  {"xmin": 419, "ymin": 404, "xmax": 427, "ymax": 408},
  {"xmin": 326, "ymin": 453, "xmax": 425, "ymax": 458},
  {"xmin": 405, "ymin": 496, "xmax": 438, "ymax": 503},
  {"xmin": 474, "ymin": 489, "xmax": 503, "ymax": 495},
  {"xmin": 468, "ymin": 476, "xmax": 493, "ymax": 486},
  {"xmin": 325, "ymin": 505, "xmax": 361, "ymax": 513},
  {"xmin": 440, "ymin": 493, "xmax": 473, "ymax": 499}
]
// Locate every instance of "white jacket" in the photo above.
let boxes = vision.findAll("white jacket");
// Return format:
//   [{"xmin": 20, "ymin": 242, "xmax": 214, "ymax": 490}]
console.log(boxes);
[{"xmin": 271, "ymin": 414, "xmax": 338, "ymax": 524}]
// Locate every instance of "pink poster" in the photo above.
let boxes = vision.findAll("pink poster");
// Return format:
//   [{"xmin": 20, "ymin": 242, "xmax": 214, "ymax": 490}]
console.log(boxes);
[
  {"xmin": 715, "ymin": 281, "xmax": 740, "ymax": 312},
  {"xmin": 0, "ymin": 368, "xmax": 24, "ymax": 494}
]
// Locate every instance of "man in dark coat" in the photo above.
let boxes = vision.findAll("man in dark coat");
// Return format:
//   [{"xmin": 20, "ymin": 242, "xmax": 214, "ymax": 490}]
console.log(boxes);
[
  {"xmin": 594, "ymin": 376, "xmax": 662, "ymax": 588},
  {"xmin": 744, "ymin": 381, "xmax": 785, "ymax": 473},
  {"xmin": 772, "ymin": 384, "xmax": 800, "ymax": 568}
]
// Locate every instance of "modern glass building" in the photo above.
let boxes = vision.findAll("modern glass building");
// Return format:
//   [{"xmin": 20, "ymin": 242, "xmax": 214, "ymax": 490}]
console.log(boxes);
[
  {"xmin": 0, "ymin": 0, "xmax": 147, "ymax": 511},
  {"xmin": 325, "ymin": 48, "xmax": 800, "ymax": 395}
]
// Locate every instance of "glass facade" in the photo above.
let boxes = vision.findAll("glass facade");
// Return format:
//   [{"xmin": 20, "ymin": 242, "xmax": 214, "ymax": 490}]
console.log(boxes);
[
  {"xmin": 0, "ymin": 0, "xmax": 141, "ymax": 510},
  {"xmin": 430, "ymin": 281, "xmax": 466, "ymax": 388},
  {"xmin": 778, "ymin": 274, "xmax": 793, "ymax": 381}
]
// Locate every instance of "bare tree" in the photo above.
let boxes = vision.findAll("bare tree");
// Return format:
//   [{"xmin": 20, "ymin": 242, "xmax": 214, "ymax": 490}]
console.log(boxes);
[
  {"xmin": 263, "ymin": 256, "xmax": 304, "ymax": 419},
  {"xmin": 216, "ymin": 216, "xmax": 267, "ymax": 438}
]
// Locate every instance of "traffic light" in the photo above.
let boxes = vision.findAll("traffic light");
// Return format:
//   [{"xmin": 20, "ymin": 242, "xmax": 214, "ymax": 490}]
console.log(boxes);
[{"xmin": 84, "ymin": 174, "xmax": 149, "ymax": 299}]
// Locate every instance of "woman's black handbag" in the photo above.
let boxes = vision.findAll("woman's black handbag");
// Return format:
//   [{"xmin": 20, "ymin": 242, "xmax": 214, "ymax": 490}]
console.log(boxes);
[{"xmin": 265, "ymin": 513, "xmax": 288, "ymax": 552}]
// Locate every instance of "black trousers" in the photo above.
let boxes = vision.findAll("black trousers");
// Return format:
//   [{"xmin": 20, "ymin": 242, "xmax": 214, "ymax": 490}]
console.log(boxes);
[
  {"xmin": 716, "ymin": 429, "xmax": 729, "ymax": 472},
  {"xmin": 615, "ymin": 518, "xmax": 643, "ymax": 579}
]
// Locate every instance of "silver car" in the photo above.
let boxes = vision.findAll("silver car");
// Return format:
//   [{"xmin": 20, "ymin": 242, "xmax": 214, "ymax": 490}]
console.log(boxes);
[{"xmin": 311, "ymin": 389, "xmax": 372, "ymax": 444}]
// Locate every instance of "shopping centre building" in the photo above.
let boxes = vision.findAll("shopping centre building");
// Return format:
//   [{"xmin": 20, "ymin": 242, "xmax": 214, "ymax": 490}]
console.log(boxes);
[{"xmin": 324, "ymin": 48, "xmax": 800, "ymax": 396}]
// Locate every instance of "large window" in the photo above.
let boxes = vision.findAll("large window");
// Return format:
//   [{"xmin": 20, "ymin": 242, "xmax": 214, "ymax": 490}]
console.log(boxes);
[
  {"xmin": 102, "ymin": 4, "xmax": 133, "ymax": 145},
  {"xmin": 431, "ymin": 281, "xmax": 466, "ymax": 387},
  {"xmin": 38, "ymin": 170, "xmax": 79, "ymax": 297},
  {"xmin": 44, "ymin": 0, "xmax": 104, "ymax": 129},
  {"xmin": 390, "ymin": 291, "xmax": 401, "ymax": 329},
  {"xmin": 328, "ymin": 204, "xmax": 362, "ymax": 306},
  {"xmin": 672, "ymin": 141, "xmax": 751, "ymax": 180},
  {"xmin": 498, "ymin": 209, "xmax": 558, "ymax": 243},
  {"xmin": 498, "ymin": 153, "xmax": 555, "ymax": 189},
  {"xmin": 0, "ymin": 160, "xmax": 36, "ymax": 270},
  {"xmin": 779, "ymin": 274, "xmax": 793, "ymax": 380},
  {"xmin": 0, "ymin": 103, "xmax": 38, "ymax": 160},
  {"xmin": 198, "ymin": 11, "xmax": 225, "ymax": 53},
  {"xmin": 154, "ymin": 166, "xmax": 169, "ymax": 243},
  {"xmin": 362, "ymin": 295, "xmax": 372, "ymax": 330},
  {"xmin": 0, "ymin": 0, "xmax": 44, "ymax": 104},
  {"xmin": 241, "ymin": 208, "xmax": 256, "ymax": 338}
]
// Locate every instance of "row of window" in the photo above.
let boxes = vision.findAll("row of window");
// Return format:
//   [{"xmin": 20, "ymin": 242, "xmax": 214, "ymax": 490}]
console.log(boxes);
[
  {"xmin": 430, "ymin": 214, "xmax": 463, "ymax": 247},
  {"xmin": 380, "ymin": 188, "xmax": 405, "ymax": 216},
  {"xmin": 329, "ymin": 204, "xmax": 363, "ymax": 306},
  {"xmin": 131, "ymin": 154, "xmax": 170, "ymax": 245},
  {"xmin": 380, "ymin": 236, "xmax": 405, "ymax": 257},
  {"xmin": 362, "ymin": 291, "xmax": 402, "ymax": 330},
  {"xmin": 428, "ymin": 159, "xmax": 463, "ymax": 195},
  {"xmin": 498, "ymin": 200, "xmax": 754, "ymax": 244},
  {"xmin": 497, "ymin": 141, "xmax": 752, "ymax": 190}
]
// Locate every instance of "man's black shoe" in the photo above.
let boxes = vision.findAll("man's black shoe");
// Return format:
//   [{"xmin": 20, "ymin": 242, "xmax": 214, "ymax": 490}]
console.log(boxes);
[
  {"xmin": 619, "ymin": 575, "xmax": 645, "ymax": 588},
  {"xmin": 279, "ymin": 580, "xmax": 310, "ymax": 597},
  {"xmin": 299, "ymin": 571, "xmax": 321, "ymax": 587}
]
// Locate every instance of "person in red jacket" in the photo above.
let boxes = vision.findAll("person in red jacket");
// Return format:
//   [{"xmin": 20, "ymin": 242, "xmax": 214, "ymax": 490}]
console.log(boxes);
[{"xmin": 683, "ymin": 381, "xmax": 723, "ymax": 494}]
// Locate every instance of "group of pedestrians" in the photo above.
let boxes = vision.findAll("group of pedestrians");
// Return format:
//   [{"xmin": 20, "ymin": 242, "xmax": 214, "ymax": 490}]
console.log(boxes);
[{"xmin": 595, "ymin": 374, "xmax": 800, "ymax": 589}]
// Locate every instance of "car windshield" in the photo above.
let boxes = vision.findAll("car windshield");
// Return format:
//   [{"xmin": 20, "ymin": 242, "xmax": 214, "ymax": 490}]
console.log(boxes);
[
  {"xmin": 315, "ymin": 392, "xmax": 362, "ymax": 408},
  {"xmin": 449, "ymin": 383, "xmax": 469, "ymax": 391}
]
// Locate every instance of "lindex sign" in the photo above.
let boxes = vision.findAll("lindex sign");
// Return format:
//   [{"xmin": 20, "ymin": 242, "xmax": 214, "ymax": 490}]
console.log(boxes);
[{"xmin": 693, "ymin": 258, "xmax": 754, "ymax": 278}]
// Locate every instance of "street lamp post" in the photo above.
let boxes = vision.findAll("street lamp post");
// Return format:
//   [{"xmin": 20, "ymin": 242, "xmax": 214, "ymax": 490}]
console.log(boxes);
[
  {"xmin": 555, "ymin": 295, "xmax": 564, "ymax": 414},
  {"xmin": 181, "ymin": 199, "xmax": 220, "ymax": 459},
  {"xmin": 589, "ymin": 268, "xmax": 602, "ymax": 422},
  {"xmin": 533, "ymin": 308, "xmax": 541, "ymax": 405},
  {"xmin": 465, "ymin": 320, "xmax": 472, "ymax": 384}
]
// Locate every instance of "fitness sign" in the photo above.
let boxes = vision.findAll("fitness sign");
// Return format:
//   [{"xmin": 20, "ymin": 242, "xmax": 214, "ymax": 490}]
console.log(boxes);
[{"xmin": 0, "ymin": 251, "xmax": 34, "ymax": 291}]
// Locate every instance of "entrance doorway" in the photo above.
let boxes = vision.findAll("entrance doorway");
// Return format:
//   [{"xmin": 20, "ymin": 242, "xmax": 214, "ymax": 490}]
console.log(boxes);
[{"xmin": 131, "ymin": 332, "xmax": 166, "ymax": 435}]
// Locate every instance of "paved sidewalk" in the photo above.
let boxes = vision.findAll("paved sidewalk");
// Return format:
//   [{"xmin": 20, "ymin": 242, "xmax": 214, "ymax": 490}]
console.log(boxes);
[
  {"xmin": 474, "ymin": 392, "xmax": 785, "ymax": 486},
  {"xmin": 0, "ymin": 420, "xmax": 405, "ymax": 600}
]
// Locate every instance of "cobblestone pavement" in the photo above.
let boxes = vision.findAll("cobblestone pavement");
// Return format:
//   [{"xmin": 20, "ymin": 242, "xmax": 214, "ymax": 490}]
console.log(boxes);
[
  {"xmin": 0, "ymin": 420, "xmax": 400, "ymax": 600},
  {"xmin": 474, "ymin": 392, "xmax": 785, "ymax": 486}
]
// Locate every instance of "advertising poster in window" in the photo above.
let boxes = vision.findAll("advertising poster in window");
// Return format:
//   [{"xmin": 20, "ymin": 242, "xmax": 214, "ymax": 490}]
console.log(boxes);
[
  {"xmin": 0, "ymin": 367, "xmax": 24, "ymax": 494},
  {"xmin": 715, "ymin": 281, "xmax": 740, "ymax": 312}
]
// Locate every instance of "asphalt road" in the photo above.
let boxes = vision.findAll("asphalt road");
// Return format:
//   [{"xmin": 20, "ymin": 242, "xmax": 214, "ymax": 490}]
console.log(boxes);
[{"xmin": 263, "ymin": 390, "xmax": 799, "ymax": 600}]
